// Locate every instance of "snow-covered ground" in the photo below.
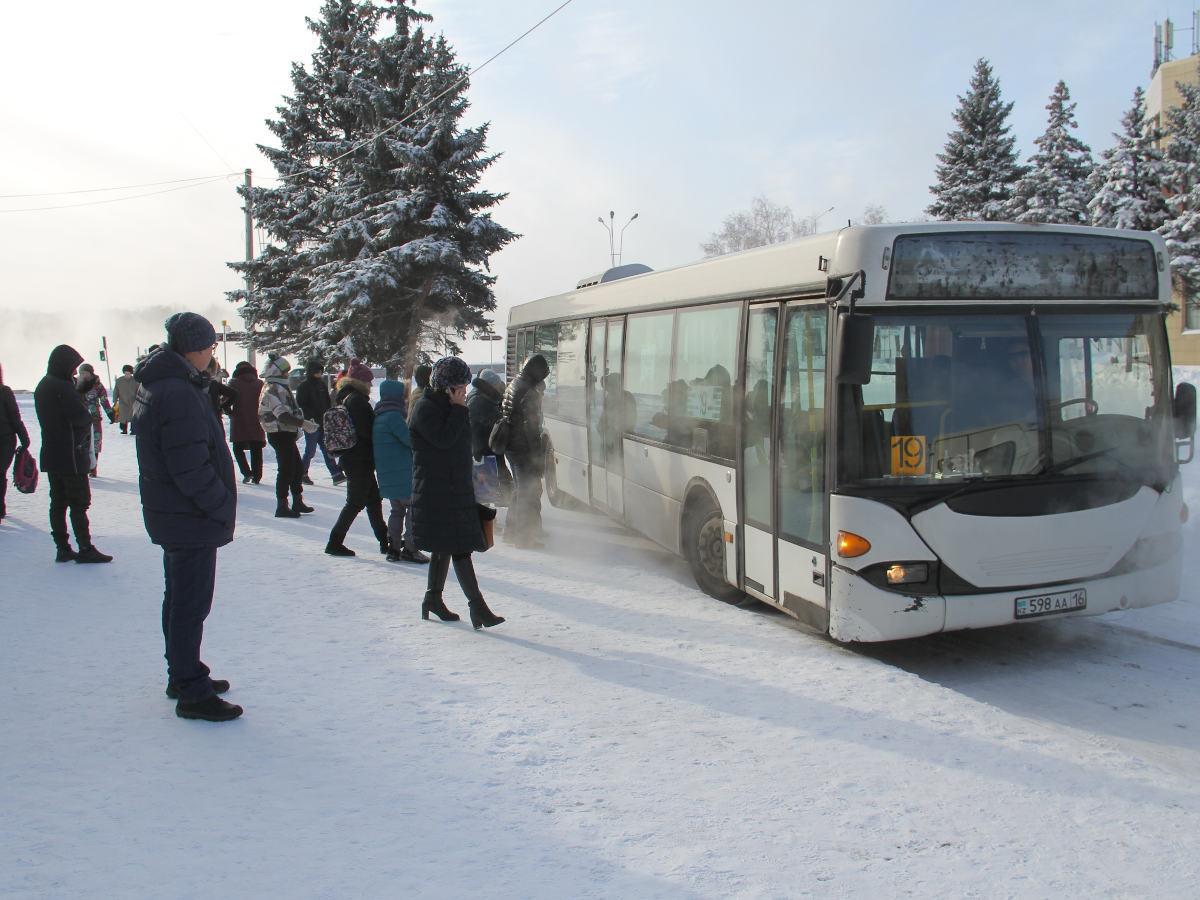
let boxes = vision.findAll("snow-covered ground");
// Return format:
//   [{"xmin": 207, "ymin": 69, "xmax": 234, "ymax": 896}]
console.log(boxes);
[{"xmin": 3, "ymin": 393, "xmax": 1199, "ymax": 898}]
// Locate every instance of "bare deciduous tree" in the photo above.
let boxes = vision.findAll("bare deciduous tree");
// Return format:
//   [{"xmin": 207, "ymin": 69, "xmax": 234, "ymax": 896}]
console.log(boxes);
[{"xmin": 701, "ymin": 196, "xmax": 816, "ymax": 257}]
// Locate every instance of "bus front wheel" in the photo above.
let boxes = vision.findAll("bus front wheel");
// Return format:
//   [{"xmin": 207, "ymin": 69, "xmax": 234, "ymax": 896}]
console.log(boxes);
[{"xmin": 684, "ymin": 499, "xmax": 743, "ymax": 604}]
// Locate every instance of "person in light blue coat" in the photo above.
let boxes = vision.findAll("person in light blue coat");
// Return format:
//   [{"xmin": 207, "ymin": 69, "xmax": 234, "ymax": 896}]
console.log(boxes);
[{"xmin": 373, "ymin": 378, "xmax": 428, "ymax": 564}]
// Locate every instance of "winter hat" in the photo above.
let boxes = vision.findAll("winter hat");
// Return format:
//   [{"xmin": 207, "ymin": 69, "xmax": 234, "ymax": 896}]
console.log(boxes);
[
  {"xmin": 430, "ymin": 356, "xmax": 472, "ymax": 391},
  {"xmin": 347, "ymin": 358, "xmax": 374, "ymax": 383},
  {"xmin": 306, "ymin": 360, "xmax": 324, "ymax": 376},
  {"xmin": 263, "ymin": 353, "xmax": 291, "ymax": 379},
  {"xmin": 165, "ymin": 312, "xmax": 217, "ymax": 354},
  {"xmin": 479, "ymin": 368, "xmax": 504, "ymax": 390}
]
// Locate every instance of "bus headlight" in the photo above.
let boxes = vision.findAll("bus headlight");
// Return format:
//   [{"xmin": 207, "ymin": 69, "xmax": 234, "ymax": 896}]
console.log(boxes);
[{"xmin": 886, "ymin": 563, "xmax": 929, "ymax": 585}]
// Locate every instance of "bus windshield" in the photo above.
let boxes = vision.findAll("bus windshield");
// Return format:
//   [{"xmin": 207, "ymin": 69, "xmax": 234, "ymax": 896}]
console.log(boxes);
[{"xmin": 837, "ymin": 310, "xmax": 1175, "ymax": 490}]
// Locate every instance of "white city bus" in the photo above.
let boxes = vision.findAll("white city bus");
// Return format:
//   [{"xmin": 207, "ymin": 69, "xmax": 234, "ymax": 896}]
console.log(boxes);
[{"xmin": 505, "ymin": 223, "xmax": 1197, "ymax": 642}]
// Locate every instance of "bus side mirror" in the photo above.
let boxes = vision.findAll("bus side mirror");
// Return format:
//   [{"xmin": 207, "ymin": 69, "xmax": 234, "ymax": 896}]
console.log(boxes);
[
  {"xmin": 1174, "ymin": 383, "xmax": 1196, "ymax": 464},
  {"xmin": 836, "ymin": 312, "xmax": 873, "ymax": 385},
  {"xmin": 1174, "ymin": 382, "xmax": 1196, "ymax": 438}
]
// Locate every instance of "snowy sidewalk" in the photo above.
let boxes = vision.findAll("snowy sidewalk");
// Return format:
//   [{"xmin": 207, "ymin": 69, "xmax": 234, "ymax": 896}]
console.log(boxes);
[{"xmin": 2, "ymin": 399, "xmax": 1199, "ymax": 898}]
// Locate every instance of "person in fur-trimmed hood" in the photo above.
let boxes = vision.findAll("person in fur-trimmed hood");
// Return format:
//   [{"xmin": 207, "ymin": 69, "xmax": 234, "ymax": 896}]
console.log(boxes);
[
  {"xmin": 324, "ymin": 364, "xmax": 389, "ymax": 557},
  {"xmin": 259, "ymin": 353, "xmax": 316, "ymax": 518}
]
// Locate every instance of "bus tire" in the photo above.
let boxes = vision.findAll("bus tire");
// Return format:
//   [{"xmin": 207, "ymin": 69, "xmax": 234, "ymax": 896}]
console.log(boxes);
[
  {"xmin": 684, "ymin": 497, "xmax": 744, "ymax": 604},
  {"xmin": 544, "ymin": 444, "xmax": 568, "ymax": 509}
]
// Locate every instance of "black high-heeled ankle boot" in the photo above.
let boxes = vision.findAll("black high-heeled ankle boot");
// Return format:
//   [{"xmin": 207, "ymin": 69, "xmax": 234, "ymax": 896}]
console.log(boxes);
[
  {"xmin": 469, "ymin": 599, "xmax": 505, "ymax": 630},
  {"xmin": 421, "ymin": 594, "xmax": 460, "ymax": 622}
]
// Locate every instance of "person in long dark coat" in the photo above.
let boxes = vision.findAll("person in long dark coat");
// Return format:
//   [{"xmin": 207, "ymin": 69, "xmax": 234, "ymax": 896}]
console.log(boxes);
[
  {"xmin": 131, "ymin": 313, "xmax": 242, "ymax": 722},
  {"xmin": 409, "ymin": 356, "xmax": 504, "ymax": 629},
  {"xmin": 34, "ymin": 344, "xmax": 112, "ymax": 563},
  {"xmin": 228, "ymin": 361, "xmax": 266, "ymax": 484},
  {"xmin": 0, "ymin": 361, "xmax": 31, "ymax": 522},
  {"xmin": 501, "ymin": 354, "xmax": 550, "ymax": 547},
  {"xmin": 325, "ymin": 362, "xmax": 389, "ymax": 557}
]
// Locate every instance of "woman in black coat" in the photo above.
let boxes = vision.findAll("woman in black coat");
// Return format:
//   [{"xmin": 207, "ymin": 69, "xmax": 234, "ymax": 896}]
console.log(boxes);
[
  {"xmin": 409, "ymin": 356, "xmax": 504, "ymax": 629},
  {"xmin": 0, "ymin": 361, "xmax": 31, "ymax": 522}
]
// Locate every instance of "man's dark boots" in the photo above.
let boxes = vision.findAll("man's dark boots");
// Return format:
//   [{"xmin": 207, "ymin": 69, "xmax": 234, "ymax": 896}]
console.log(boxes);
[
  {"xmin": 55, "ymin": 544, "xmax": 78, "ymax": 563},
  {"xmin": 276, "ymin": 505, "xmax": 302, "ymax": 518},
  {"xmin": 176, "ymin": 695, "xmax": 243, "ymax": 722},
  {"xmin": 75, "ymin": 545, "xmax": 113, "ymax": 564}
]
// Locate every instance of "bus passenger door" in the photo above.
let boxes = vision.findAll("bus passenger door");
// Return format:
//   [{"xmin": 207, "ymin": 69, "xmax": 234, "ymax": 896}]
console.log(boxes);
[
  {"xmin": 587, "ymin": 318, "xmax": 626, "ymax": 516},
  {"xmin": 741, "ymin": 304, "xmax": 778, "ymax": 599},
  {"xmin": 776, "ymin": 304, "xmax": 829, "ymax": 620}
]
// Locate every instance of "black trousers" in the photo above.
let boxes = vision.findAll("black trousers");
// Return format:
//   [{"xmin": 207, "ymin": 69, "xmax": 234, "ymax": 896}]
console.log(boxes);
[
  {"xmin": 426, "ymin": 552, "xmax": 484, "ymax": 604},
  {"xmin": 161, "ymin": 546, "xmax": 218, "ymax": 703},
  {"xmin": 48, "ymin": 472, "xmax": 91, "ymax": 549},
  {"xmin": 267, "ymin": 431, "xmax": 303, "ymax": 508},
  {"xmin": 330, "ymin": 471, "xmax": 388, "ymax": 546},
  {"xmin": 0, "ymin": 436, "xmax": 14, "ymax": 518},
  {"xmin": 232, "ymin": 440, "xmax": 264, "ymax": 481},
  {"xmin": 505, "ymin": 453, "xmax": 544, "ymax": 541}
]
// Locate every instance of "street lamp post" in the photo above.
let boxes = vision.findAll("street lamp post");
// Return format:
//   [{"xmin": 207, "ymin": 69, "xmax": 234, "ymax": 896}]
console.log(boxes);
[
  {"xmin": 479, "ymin": 333, "xmax": 503, "ymax": 367},
  {"xmin": 597, "ymin": 210, "xmax": 638, "ymax": 268}
]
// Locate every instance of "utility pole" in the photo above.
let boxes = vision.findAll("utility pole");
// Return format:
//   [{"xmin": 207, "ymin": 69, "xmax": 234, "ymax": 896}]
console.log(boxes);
[
  {"xmin": 100, "ymin": 336, "xmax": 112, "ymax": 389},
  {"xmin": 243, "ymin": 169, "xmax": 256, "ymax": 366}
]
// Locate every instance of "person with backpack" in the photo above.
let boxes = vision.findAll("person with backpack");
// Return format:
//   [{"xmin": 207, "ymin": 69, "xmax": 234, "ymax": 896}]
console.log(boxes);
[
  {"xmin": 228, "ymin": 361, "xmax": 266, "ymax": 484},
  {"xmin": 324, "ymin": 360, "xmax": 389, "ymax": 557},
  {"xmin": 0, "ymin": 361, "xmax": 31, "ymax": 523},
  {"xmin": 501, "ymin": 354, "xmax": 550, "ymax": 548},
  {"xmin": 296, "ymin": 360, "xmax": 344, "ymax": 486},
  {"xmin": 373, "ymin": 377, "xmax": 428, "ymax": 564},
  {"xmin": 34, "ymin": 345, "xmax": 112, "ymax": 563},
  {"xmin": 259, "ymin": 354, "xmax": 316, "ymax": 518},
  {"xmin": 131, "ymin": 313, "xmax": 242, "ymax": 722},
  {"xmin": 113, "ymin": 364, "xmax": 137, "ymax": 434},
  {"xmin": 467, "ymin": 367, "xmax": 512, "ymax": 505},
  {"xmin": 410, "ymin": 356, "xmax": 504, "ymax": 629}
]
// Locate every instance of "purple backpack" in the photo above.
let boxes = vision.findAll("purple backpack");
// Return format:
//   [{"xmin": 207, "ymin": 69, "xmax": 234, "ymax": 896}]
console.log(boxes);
[{"xmin": 13, "ymin": 446, "xmax": 38, "ymax": 494}]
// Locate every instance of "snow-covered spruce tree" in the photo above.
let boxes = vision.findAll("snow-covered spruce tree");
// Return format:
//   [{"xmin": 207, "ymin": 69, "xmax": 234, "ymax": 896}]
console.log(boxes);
[
  {"xmin": 304, "ymin": 16, "xmax": 515, "ymax": 370},
  {"xmin": 1160, "ymin": 79, "xmax": 1200, "ymax": 308},
  {"xmin": 1089, "ymin": 87, "xmax": 1170, "ymax": 231},
  {"xmin": 229, "ymin": 0, "xmax": 515, "ymax": 370},
  {"xmin": 927, "ymin": 58, "xmax": 1025, "ymax": 221},
  {"xmin": 1007, "ymin": 81, "xmax": 1094, "ymax": 224},
  {"xmin": 225, "ymin": 0, "xmax": 366, "ymax": 357}
]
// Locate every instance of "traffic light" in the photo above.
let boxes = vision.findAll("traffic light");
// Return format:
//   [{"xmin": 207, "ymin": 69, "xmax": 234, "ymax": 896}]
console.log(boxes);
[{"xmin": 98, "ymin": 350, "xmax": 106, "ymax": 361}]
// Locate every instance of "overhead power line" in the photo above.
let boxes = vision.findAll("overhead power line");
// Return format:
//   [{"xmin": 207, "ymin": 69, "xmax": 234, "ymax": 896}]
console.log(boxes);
[
  {"xmin": 0, "ymin": 175, "xmax": 236, "ymax": 213},
  {"xmin": 0, "ymin": 0, "xmax": 579, "ymax": 211},
  {"xmin": 0, "ymin": 171, "xmax": 240, "ymax": 199},
  {"xmin": 272, "ymin": 0, "xmax": 579, "ymax": 183}
]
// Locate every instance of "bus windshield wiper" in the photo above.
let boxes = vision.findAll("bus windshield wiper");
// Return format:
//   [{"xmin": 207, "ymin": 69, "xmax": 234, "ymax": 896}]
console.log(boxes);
[{"xmin": 1035, "ymin": 446, "xmax": 1122, "ymax": 478}]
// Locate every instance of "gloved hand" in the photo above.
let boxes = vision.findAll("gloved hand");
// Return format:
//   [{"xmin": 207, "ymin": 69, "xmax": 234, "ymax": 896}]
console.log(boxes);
[{"xmin": 301, "ymin": 418, "xmax": 319, "ymax": 434}]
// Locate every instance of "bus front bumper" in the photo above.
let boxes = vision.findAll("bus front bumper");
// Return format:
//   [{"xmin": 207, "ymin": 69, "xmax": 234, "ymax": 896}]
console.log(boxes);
[{"xmin": 828, "ymin": 552, "xmax": 1181, "ymax": 643}]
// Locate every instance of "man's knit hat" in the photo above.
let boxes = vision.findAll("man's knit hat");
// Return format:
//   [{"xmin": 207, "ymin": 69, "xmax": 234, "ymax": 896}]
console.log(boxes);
[
  {"xmin": 430, "ymin": 356, "xmax": 472, "ymax": 391},
  {"xmin": 479, "ymin": 368, "xmax": 505, "ymax": 389},
  {"xmin": 164, "ymin": 312, "xmax": 217, "ymax": 354}
]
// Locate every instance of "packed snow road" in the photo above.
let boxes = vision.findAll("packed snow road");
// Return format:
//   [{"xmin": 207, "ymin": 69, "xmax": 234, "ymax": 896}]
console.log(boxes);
[{"xmin": 2, "ymin": 396, "xmax": 1198, "ymax": 897}]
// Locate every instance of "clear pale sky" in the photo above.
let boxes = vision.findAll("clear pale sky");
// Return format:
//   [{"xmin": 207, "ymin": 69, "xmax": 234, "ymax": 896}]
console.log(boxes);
[{"xmin": 1, "ymin": 0, "xmax": 1195, "ymax": 389}]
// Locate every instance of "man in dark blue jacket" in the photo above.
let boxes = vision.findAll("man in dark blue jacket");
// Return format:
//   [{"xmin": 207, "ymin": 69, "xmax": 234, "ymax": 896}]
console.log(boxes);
[
  {"xmin": 34, "ymin": 344, "xmax": 112, "ymax": 563},
  {"xmin": 131, "ymin": 313, "xmax": 242, "ymax": 722}
]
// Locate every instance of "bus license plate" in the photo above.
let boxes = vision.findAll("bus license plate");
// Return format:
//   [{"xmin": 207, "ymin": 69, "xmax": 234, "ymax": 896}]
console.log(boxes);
[{"xmin": 1014, "ymin": 589, "xmax": 1087, "ymax": 620}]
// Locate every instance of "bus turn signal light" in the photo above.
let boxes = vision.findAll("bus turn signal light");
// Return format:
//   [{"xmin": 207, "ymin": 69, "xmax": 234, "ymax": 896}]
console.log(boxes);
[{"xmin": 836, "ymin": 531, "xmax": 871, "ymax": 558}]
